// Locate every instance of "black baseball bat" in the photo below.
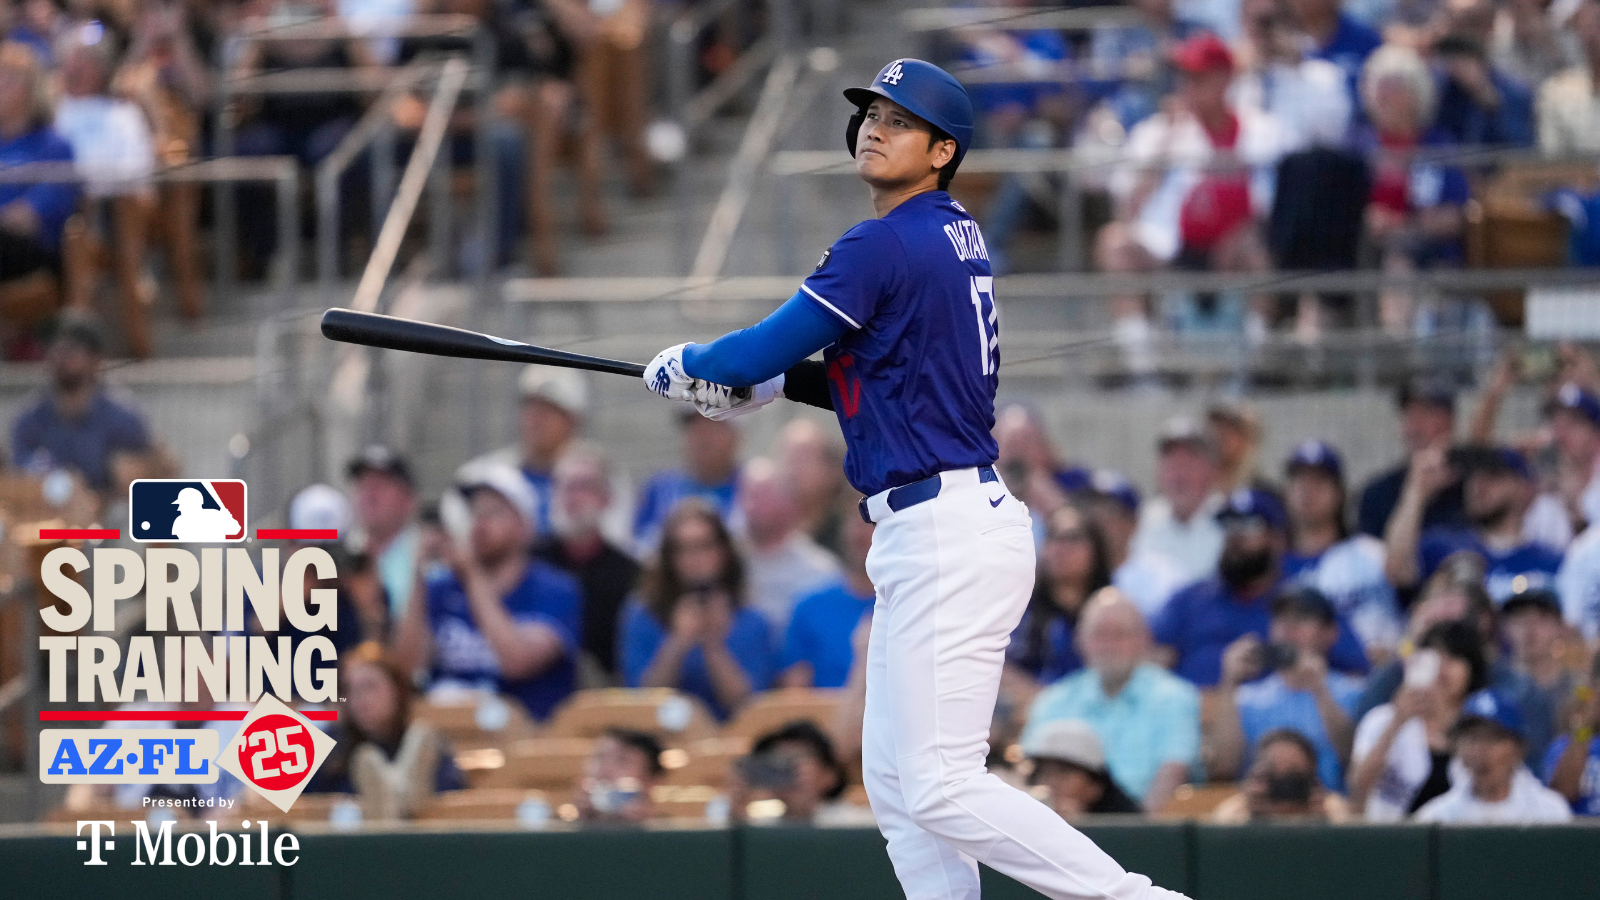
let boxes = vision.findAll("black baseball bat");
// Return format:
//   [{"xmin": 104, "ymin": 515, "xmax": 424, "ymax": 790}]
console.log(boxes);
[{"xmin": 320, "ymin": 308, "xmax": 646, "ymax": 378}]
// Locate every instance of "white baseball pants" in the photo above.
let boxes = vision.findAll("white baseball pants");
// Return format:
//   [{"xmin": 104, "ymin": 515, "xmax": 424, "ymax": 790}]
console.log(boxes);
[{"xmin": 861, "ymin": 468, "xmax": 1188, "ymax": 900}]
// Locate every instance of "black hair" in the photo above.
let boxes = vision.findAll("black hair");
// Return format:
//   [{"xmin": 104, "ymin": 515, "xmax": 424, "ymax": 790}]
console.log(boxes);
[
  {"xmin": 1270, "ymin": 586, "xmax": 1337, "ymax": 626},
  {"xmin": 1255, "ymin": 728, "xmax": 1319, "ymax": 769},
  {"xmin": 1018, "ymin": 504, "xmax": 1112, "ymax": 670},
  {"xmin": 752, "ymin": 720, "xmax": 846, "ymax": 800},
  {"xmin": 1417, "ymin": 621, "xmax": 1491, "ymax": 695},
  {"xmin": 927, "ymin": 126, "xmax": 959, "ymax": 190},
  {"xmin": 603, "ymin": 727, "xmax": 666, "ymax": 777}
]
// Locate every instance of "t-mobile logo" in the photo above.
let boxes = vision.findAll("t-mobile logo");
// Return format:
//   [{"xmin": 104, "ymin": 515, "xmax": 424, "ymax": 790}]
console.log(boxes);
[{"xmin": 77, "ymin": 820, "xmax": 115, "ymax": 865}]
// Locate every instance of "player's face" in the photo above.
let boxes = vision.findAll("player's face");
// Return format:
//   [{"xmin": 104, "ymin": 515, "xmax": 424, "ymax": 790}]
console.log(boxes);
[{"xmin": 855, "ymin": 99, "xmax": 956, "ymax": 190}]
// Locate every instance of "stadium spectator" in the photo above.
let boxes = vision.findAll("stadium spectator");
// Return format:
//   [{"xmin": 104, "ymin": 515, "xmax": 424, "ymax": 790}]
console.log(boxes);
[
  {"xmin": 1415, "ymin": 688, "xmax": 1572, "ymax": 822},
  {"xmin": 1280, "ymin": 441, "xmax": 1402, "ymax": 656},
  {"xmin": 1356, "ymin": 46, "xmax": 1472, "ymax": 329},
  {"xmin": 1131, "ymin": 417, "xmax": 1224, "ymax": 586},
  {"xmin": 1286, "ymin": 0, "xmax": 1381, "ymax": 109},
  {"xmin": 229, "ymin": 0, "xmax": 376, "ymax": 278},
  {"xmin": 467, "ymin": 366, "xmax": 589, "ymax": 537},
  {"xmin": 537, "ymin": 444, "xmax": 639, "ymax": 683},
  {"xmin": 1485, "ymin": 0, "xmax": 1569, "ymax": 88},
  {"xmin": 1006, "ymin": 504, "xmax": 1114, "ymax": 689},
  {"xmin": 1206, "ymin": 587, "xmax": 1363, "ymax": 791},
  {"xmin": 1081, "ymin": 470, "xmax": 1188, "ymax": 618},
  {"xmin": 1025, "ymin": 588, "xmax": 1201, "ymax": 812},
  {"xmin": 1384, "ymin": 446, "xmax": 1563, "ymax": 602},
  {"xmin": 1211, "ymin": 728, "xmax": 1354, "ymax": 822},
  {"xmin": 1544, "ymin": 654, "xmax": 1600, "ymax": 816},
  {"xmin": 307, "ymin": 642, "xmax": 465, "ymax": 819},
  {"xmin": 779, "ymin": 510, "xmax": 873, "ymax": 689},
  {"xmin": 728, "ymin": 720, "xmax": 850, "ymax": 824},
  {"xmin": 0, "ymin": 40, "xmax": 77, "ymax": 341},
  {"xmin": 348, "ymin": 444, "xmax": 421, "ymax": 618},
  {"xmin": 1021, "ymin": 720, "xmax": 1144, "ymax": 820},
  {"xmin": 1349, "ymin": 621, "xmax": 1486, "ymax": 820},
  {"xmin": 621, "ymin": 500, "xmax": 772, "ymax": 720},
  {"xmin": 1230, "ymin": 0, "xmax": 1354, "ymax": 149},
  {"xmin": 574, "ymin": 727, "xmax": 665, "ymax": 823},
  {"xmin": 11, "ymin": 318, "xmax": 172, "ymax": 495},
  {"xmin": 1557, "ymin": 519, "xmax": 1600, "ymax": 643},
  {"xmin": 394, "ymin": 465, "xmax": 581, "ymax": 720},
  {"xmin": 1537, "ymin": 0, "xmax": 1600, "ymax": 155},
  {"xmin": 1153, "ymin": 488, "xmax": 1369, "ymax": 686},
  {"xmin": 1544, "ymin": 383, "xmax": 1600, "ymax": 535},
  {"xmin": 52, "ymin": 24, "xmax": 159, "ymax": 356},
  {"xmin": 280, "ymin": 483, "xmax": 390, "ymax": 654},
  {"xmin": 994, "ymin": 403, "xmax": 1090, "ymax": 518},
  {"xmin": 1469, "ymin": 360, "xmax": 1578, "ymax": 549},
  {"xmin": 2, "ymin": 0, "xmax": 59, "ymax": 63},
  {"xmin": 1430, "ymin": 32, "xmax": 1535, "ymax": 147},
  {"xmin": 634, "ymin": 412, "xmax": 741, "ymax": 553},
  {"xmin": 1499, "ymin": 588, "xmax": 1579, "ymax": 722},
  {"xmin": 1089, "ymin": 0, "xmax": 1206, "ymax": 130},
  {"xmin": 1354, "ymin": 567, "xmax": 1558, "ymax": 762},
  {"xmin": 774, "ymin": 417, "xmax": 848, "ymax": 554},
  {"xmin": 737, "ymin": 457, "xmax": 839, "ymax": 632},
  {"xmin": 1357, "ymin": 377, "xmax": 1463, "ymax": 539},
  {"xmin": 1206, "ymin": 402, "xmax": 1269, "ymax": 495},
  {"xmin": 1098, "ymin": 34, "xmax": 1288, "ymax": 344}
]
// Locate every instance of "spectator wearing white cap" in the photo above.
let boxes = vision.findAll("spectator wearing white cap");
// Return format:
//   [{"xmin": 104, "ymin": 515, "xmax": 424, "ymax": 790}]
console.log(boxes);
[
  {"xmin": 1022, "ymin": 720, "xmax": 1143, "ymax": 820},
  {"xmin": 1281, "ymin": 441, "xmax": 1402, "ymax": 657},
  {"xmin": 463, "ymin": 366, "xmax": 591, "ymax": 538},
  {"xmin": 347, "ymin": 445, "xmax": 420, "ymax": 617},
  {"xmin": 1131, "ymin": 417, "xmax": 1225, "ymax": 588},
  {"xmin": 393, "ymin": 464, "xmax": 583, "ymax": 720},
  {"xmin": 280, "ymin": 483, "xmax": 389, "ymax": 654}
]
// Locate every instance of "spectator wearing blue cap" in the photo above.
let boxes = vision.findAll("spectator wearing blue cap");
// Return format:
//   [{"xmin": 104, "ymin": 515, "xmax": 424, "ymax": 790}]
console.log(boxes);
[
  {"xmin": 1207, "ymin": 587, "xmax": 1365, "ymax": 792},
  {"xmin": 1281, "ymin": 441, "xmax": 1402, "ymax": 657},
  {"xmin": 1082, "ymin": 469, "xmax": 1188, "ymax": 618},
  {"xmin": 1546, "ymin": 382, "xmax": 1600, "ymax": 533},
  {"xmin": 1357, "ymin": 378, "xmax": 1467, "ymax": 539},
  {"xmin": 1152, "ymin": 488, "xmax": 1370, "ymax": 687},
  {"xmin": 1384, "ymin": 446, "xmax": 1565, "ymax": 604},
  {"xmin": 1414, "ymin": 689, "xmax": 1571, "ymax": 823},
  {"xmin": 1544, "ymin": 653, "xmax": 1600, "ymax": 817}
]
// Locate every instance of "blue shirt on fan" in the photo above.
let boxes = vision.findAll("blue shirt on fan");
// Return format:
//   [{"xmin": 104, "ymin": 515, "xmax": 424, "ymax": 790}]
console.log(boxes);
[
  {"xmin": 1417, "ymin": 528, "xmax": 1563, "ymax": 603},
  {"xmin": 781, "ymin": 580, "xmax": 874, "ymax": 688},
  {"xmin": 424, "ymin": 561, "xmax": 581, "ymax": 720},
  {"xmin": 620, "ymin": 599, "xmax": 774, "ymax": 720},
  {"xmin": 798, "ymin": 191, "xmax": 1001, "ymax": 495}
]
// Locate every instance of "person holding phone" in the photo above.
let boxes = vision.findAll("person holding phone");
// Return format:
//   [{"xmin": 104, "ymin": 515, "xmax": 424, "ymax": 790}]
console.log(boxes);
[
  {"xmin": 1348, "ymin": 621, "xmax": 1487, "ymax": 820},
  {"xmin": 619, "ymin": 500, "xmax": 773, "ymax": 719},
  {"xmin": 1206, "ymin": 587, "xmax": 1364, "ymax": 792},
  {"xmin": 1544, "ymin": 655, "xmax": 1600, "ymax": 816},
  {"xmin": 1211, "ymin": 729, "xmax": 1353, "ymax": 823}
]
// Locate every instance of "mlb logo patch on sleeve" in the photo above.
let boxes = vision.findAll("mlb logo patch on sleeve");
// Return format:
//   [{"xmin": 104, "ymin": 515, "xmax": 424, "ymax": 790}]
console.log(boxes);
[{"xmin": 129, "ymin": 479, "xmax": 248, "ymax": 542}]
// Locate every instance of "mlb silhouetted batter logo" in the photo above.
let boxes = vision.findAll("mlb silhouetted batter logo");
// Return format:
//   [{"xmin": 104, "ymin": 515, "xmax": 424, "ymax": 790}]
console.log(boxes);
[{"xmin": 129, "ymin": 479, "xmax": 247, "ymax": 542}]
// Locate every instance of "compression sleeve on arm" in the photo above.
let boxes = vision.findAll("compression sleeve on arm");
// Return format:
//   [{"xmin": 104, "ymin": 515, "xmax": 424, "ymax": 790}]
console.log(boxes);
[{"xmin": 681, "ymin": 290, "xmax": 848, "ymax": 387}]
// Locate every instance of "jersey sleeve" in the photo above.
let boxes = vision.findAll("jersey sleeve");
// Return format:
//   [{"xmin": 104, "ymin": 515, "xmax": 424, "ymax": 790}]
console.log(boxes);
[{"xmin": 799, "ymin": 220, "xmax": 905, "ymax": 330}]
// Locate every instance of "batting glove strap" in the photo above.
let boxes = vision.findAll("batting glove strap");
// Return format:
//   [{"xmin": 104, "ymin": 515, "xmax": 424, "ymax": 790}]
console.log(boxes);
[
  {"xmin": 693, "ymin": 374, "xmax": 784, "ymax": 421},
  {"xmin": 644, "ymin": 343, "xmax": 695, "ymax": 401}
]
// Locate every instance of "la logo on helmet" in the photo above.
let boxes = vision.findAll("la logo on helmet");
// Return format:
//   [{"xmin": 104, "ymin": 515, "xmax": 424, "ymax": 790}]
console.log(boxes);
[{"xmin": 881, "ymin": 62, "xmax": 904, "ymax": 85}]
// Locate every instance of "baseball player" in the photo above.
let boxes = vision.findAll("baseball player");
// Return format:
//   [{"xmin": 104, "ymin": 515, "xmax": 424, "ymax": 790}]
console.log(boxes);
[{"xmin": 644, "ymin": 59, "xmax": 1187, "ymax": 900}]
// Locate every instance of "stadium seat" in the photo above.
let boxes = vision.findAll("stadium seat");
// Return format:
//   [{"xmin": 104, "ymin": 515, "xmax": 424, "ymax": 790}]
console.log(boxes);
[
  {"xmin": 417, "ymin": 788, "xmax": 553, "ymax": 822},
  {"xmin": 648, "ymin": 784, "xmax": 719, "ymax": 820},
  {"xmin": 1156, "ymin": 783, "xmax": 1240, "ymax": 820},
  {"xmin": 543, "ymin": 689, "xmax": 718, "ymax": 746},
  {"xmin": 412, "ymin": 693, "xmax": 537, "ymax": 751},
  {"xmin": 465, "ymin": 737, "xmax": 598, "ymax": 790},
  {"xmin": 659, "ymin": 737, "xmax": 749, "ymax": 786},
  {"xmin": 721, "ymin": 688, "xmax": 843, "ymax": 741}
]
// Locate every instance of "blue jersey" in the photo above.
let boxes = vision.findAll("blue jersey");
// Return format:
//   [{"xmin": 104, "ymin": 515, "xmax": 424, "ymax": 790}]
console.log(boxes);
[{"xmin": 799, "ymin": 191, "xmax": 1000, "ymax": 495}]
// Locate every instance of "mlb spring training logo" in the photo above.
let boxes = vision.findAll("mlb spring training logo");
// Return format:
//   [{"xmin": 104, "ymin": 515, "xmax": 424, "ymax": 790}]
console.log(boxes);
[{"xmin": 35, "ymin": 479, "xmax": 343, "ymax": 863}]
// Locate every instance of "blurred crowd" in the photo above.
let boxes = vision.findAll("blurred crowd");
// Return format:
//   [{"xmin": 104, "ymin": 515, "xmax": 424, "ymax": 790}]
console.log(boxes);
[
  {"xmin": 940, "ymin": 0, "xmax": 1600, "ymax": 354},
  {"xmin": 1, "ymin": 0, "xmax": 685, "ymax": 357},
  {"xmin": 26, "ymin": 308, "xmax": 1600, "ymax": 828}
]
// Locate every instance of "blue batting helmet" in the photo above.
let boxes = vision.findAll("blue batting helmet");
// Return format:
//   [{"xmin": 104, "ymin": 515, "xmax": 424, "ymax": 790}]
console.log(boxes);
[{"xmin": 844, "ymin": 59, "xmax": 974, "ymax": 171}]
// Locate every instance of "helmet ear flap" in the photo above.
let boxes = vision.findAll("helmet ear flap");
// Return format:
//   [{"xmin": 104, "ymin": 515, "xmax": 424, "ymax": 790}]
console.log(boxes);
[{"xmin": 845, "ymin": 109, "xmax": 865, "ymax": 157}]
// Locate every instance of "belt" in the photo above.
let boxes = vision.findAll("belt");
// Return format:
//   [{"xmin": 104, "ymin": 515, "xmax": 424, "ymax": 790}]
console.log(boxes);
[{"xmin": 859, "ymin": 466, "xmax": 999, "ymax": 524}]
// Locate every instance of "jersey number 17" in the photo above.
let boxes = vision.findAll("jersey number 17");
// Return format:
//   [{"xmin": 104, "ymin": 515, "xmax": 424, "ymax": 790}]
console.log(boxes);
[{"xmin": 969, "ymin": 276, "xmax": 999, "ymax": 376}]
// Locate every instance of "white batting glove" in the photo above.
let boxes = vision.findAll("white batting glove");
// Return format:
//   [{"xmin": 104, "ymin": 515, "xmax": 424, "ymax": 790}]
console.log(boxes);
[
  {"xmin": 692, "ymin": 374, "xmax": 784, "ymax": 421},
  {"xmin": 643, "ymin": 343, "xmax": 695, "ymax": 401}
]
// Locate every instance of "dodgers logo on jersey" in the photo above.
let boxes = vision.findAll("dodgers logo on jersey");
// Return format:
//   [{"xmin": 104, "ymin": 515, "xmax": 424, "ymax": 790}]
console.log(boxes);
[
  {"xmin": 881, "ymin": 61, "xmax": 905, "ymax": 85},
  {"xmin": 129, "ymin": 479, "xmax": 248, "ymax": 543}
]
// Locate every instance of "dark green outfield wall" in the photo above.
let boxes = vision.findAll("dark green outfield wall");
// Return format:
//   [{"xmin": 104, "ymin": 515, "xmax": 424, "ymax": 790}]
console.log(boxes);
[{"xmin": 5, "ymin": 822, "xmax": 1598, "ymax": 900}]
